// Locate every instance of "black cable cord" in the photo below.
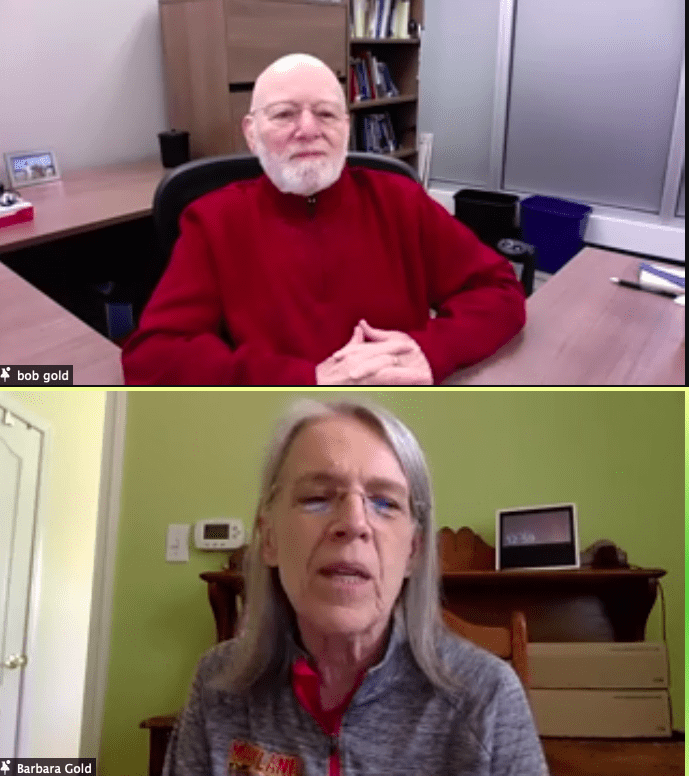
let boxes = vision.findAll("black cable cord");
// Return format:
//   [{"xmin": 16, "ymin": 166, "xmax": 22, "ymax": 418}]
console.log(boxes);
[{"xmin": 657, "ymin": 579, "xmax": 675, "ymax": 733}]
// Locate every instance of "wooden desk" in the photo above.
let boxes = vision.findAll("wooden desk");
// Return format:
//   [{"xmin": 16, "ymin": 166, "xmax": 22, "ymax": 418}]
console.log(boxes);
[
  {"xmin": 0, "ymin": 263, "xmax": 123, "ymax": 384},
  {"xmin": 0, "ymin": 159, "xmax": 162, "ymax": 381},
  {"xmin": 0, "ymin": 158, "xmax": 164, "ymax": 254},
  {"xmin": 449, "ymin": 247, "xmax": 685, "ymax": 385},
  {"xmin": 542, "ymin": 736, "xmax": 684, "ymax": 776}
]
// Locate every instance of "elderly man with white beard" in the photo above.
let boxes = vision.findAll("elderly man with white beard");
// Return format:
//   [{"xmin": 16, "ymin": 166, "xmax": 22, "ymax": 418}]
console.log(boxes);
[{"xmin": 122, "ymin": 54, "xmax": 526, "ymax": 385}]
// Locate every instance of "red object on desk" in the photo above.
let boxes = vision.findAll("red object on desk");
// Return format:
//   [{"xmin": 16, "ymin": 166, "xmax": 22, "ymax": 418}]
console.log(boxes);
[{"xmin": 0, "ymin": 200, "xmax": 34, "ymax": 228}]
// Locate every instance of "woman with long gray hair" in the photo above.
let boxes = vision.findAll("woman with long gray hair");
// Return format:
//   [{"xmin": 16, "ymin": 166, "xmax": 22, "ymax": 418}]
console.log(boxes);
[{"xmin": 163, "ymin": 399, "xmax": 546, "ymax": 776}]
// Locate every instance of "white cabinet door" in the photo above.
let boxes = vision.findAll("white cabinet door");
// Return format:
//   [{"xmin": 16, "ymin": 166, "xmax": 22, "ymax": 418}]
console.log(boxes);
[{"xmin": 0, "ymin": 407, "xmax": 43, "ymax": 757}]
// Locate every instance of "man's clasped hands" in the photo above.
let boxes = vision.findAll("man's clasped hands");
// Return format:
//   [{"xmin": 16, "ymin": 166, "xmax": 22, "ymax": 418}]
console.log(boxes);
[{"xmin": 316, "ymin": 319, "xmax": 433, "ymax": 385}]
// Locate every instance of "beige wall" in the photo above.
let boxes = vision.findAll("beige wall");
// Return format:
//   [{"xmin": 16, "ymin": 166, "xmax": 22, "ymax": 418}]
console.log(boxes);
[{"xmin": 0, "ymin": 0, "xmax": 166, "ymax": 182}]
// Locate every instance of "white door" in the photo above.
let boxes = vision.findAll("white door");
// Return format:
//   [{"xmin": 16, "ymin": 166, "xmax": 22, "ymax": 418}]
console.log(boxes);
[{"xmin": 0, "ymin": 406, "xmax": 44, "ymax": 757}]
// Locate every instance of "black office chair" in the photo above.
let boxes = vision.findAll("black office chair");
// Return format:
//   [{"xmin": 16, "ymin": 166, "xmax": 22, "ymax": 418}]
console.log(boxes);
[
  {"xmin": 148, "ymin": 152, "xmax": 533, "ymax": 308},
  {"xmin": 152, "ymin": 152, "xmax": 420, "ymax": 264},
  {"xmin": 493, "ymin": 238, "xmax": 536, "ymax": 297}
]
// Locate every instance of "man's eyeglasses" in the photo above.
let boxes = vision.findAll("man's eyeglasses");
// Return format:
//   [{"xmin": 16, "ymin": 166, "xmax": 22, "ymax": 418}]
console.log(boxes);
[{"xmin": 251, "ymin": 101, "xmax": 349, "ymax": 128}]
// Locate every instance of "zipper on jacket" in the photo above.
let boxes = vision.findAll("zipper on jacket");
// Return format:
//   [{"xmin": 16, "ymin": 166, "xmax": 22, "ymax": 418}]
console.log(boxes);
[
  {"xmin": 307, "ymin": 194, "xmax": 317, "ymax": 216},
  {"xmin": 328, "ymin": 732, "xmax": 340, "ymax": 776}
]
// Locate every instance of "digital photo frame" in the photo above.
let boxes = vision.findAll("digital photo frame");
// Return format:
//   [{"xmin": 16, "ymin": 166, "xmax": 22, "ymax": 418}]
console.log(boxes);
[
  {"xmin": 4, "ymin": 149, "xmax": 61, "ymax": 188},
  {"xmin": 496, "ymin": 503, "xmax": 580, "ymax": 571}
]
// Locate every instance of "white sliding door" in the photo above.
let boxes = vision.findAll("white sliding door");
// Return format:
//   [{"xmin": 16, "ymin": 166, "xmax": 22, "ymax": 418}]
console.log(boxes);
[
  {"xmin": 503, "ymin": 0, "xmax": 685, "ymax": 212},
  {"xmin": 419, "ymin": 0, "xmax": 503, "ymax": 186}
]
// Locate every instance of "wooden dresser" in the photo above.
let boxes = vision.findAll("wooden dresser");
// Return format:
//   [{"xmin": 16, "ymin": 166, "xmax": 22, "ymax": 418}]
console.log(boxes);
[
  {"xmin": 201, "ymin": 527, "xmax": 665, "ymax": 643},
  {"xmin": 141, "ymin": 527, "xmax": 681, "ymax": 775},
  {"xmin": 158, "ymin": 0, "xmax": 349, "ymax": 158}
]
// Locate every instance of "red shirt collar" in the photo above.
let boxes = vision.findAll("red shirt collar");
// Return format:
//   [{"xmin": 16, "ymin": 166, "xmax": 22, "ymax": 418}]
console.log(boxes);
[
  {"xmin": 258, "ymin": 166, "xmax": 351, "ymax": 218},
  {"xmin": 291, "ymin": 656, "xmax": 366, "ymax": 736}
]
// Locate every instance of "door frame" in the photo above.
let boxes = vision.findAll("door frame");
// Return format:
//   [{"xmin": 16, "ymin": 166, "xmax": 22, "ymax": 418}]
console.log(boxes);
[{"xmin": 79, "ymin": 390, "xmax": 128, "ymax": 758}]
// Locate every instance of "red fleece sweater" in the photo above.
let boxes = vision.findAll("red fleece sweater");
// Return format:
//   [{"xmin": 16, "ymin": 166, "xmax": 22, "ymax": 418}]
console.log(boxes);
[{"xmin": 122, "ymin": 166, "xmax": 525, "ymax": 385}]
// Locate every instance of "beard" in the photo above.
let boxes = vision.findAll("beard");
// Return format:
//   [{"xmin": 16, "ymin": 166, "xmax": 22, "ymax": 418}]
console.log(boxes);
[{"xmin": 254, "ymin": 135, "xmax": 347, "ymax": 196}]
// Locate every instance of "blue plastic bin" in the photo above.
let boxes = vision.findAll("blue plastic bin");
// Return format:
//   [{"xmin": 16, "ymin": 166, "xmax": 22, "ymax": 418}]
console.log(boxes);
[{"xmin": 519, "ymin": 195, "xmax": 592, "ymax": 274}]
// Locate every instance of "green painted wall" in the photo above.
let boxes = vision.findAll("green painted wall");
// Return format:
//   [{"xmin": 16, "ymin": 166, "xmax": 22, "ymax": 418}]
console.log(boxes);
[{"xmin": 100, "ymin": 390, "xmax": 684, "ymax": 775}]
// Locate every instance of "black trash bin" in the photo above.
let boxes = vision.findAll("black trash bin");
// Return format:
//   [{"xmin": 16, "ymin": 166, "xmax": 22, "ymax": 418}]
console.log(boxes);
[{"xmin": 453, "ymin": 189, "xmax": 520, "ymax": 245}]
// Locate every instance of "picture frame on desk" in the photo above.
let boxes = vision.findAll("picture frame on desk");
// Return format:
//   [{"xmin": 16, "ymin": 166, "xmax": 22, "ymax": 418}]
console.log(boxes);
[{"xmin": 4, "ymin": 149, "xmax": 61, "ymax": 188}]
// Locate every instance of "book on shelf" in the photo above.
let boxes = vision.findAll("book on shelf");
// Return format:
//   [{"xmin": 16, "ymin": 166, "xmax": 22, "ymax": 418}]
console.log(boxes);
[
  {"xmin": 349, "ymin": 62, "xmax": 358, "ymax": 102},
  {"xmin": 378, "ymin": 0, "xmax": 394, "ymax": 38},
  {"xmin": 352, "ymin": 0, "xmax": 366, "ymax": 38},
  {"xmin": 351, "ymin": 0, "xmax": 411, "ymax": 39},
  {"xmin": 363, "ymin": 51, "xmax": 378, "ymax": 99},
  {"xmin": 350, "ymin": 58, "xmax": 370, "ymax": 100},
  {"xmin": 379, "ymin": 113, "xmax": 397, "ymax": 151},
  {"xmin": 377, "ymin": 61, "xmax": 399, "ymax": 97},
  {"xmin": 374, "ymin": 0, "xmax": 384, "ymax": 38},
  {"xmin": 357, "ymin": 112, "xmax": 398, "ymax": 153},
  {"xmin": 369, "ymin": 52, "xmax": 384, "ymax": 98},
  {"xmin": 350, "ymin": 53, "xmax": 399, "ymax": 101},
  {"xmin": 393, "ymin": 0, "xmax": 410, "ymax": 38},
  {"xmin": 366, "ymin": 0, "xmax": 376, "ymax": 37}
]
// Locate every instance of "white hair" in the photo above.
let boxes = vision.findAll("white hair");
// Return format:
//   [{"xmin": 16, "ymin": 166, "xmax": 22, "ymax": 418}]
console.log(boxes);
[
  {"xmin": 219, "ymin": 399, "xmax": 463, "ymax": 695},
  {"xmin": 252, "ymin": 133, "xmax": 347, "ymax": 196}
]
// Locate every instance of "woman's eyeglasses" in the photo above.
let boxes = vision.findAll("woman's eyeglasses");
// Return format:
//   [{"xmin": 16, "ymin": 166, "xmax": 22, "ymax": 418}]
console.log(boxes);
[{"xmin": 290, "ymin": 486, "xmax": 410, "ymax": 521}]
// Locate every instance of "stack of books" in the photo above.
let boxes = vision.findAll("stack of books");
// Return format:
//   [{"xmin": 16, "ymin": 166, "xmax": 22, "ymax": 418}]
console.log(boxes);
[
  {"xmin": 528, "ymin": 642, "xmax": 672, "ymax": 738},
  {"xmin": 350, "ymin": 52, "xmax": 399, "ymax": 102},
  {"xmin": 357, "ymin": 113, "xmax": 398, "ymax": 154},
  {"xmin": 350, "ymin": 0, "xmax": 411, "ymax": 39},
  {"xmin": 638, "ymin": 262, "xmax": 685, "ymax": 306}
]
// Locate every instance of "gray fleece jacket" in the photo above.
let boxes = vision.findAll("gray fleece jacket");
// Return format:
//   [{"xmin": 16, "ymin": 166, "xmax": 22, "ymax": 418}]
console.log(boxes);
[{"xmin": 162, "ymin": 615, "xmax": 548, "ymax": 776}]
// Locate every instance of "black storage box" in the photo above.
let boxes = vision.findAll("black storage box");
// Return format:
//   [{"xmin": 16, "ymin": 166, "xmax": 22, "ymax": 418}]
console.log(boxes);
[{"xmin": 453, "ymin": 189, "xmax": 520, "ymax": 245}]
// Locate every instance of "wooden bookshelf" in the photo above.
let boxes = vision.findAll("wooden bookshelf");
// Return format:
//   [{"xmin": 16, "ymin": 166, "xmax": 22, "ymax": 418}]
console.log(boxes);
[
  {"xmin": 199, "ymin": 565, "xmax": 665, "ymax": 644},
  {"xmin": 157, "ymin": 0, "xmax": 423, "ymax": 166},
  {"xmin": 347, "ymin": 0, "xmax": 424, "ymax": 170}
]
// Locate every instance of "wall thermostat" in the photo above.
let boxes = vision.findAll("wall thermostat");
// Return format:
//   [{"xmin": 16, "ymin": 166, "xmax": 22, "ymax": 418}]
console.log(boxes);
[{"xmin": 194, "ymin": 518, "xmax": 245, "ymax": 550}]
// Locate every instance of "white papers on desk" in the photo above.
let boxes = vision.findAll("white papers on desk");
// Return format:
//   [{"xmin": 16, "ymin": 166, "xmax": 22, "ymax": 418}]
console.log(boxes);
[
  {"xmin": 674, "ymin": 295, "xmax": 685, "ymax": 306},
  {"xmin": 638, "ymin": 262, "xmax": 685, "ymax": 292},
  {"xmin": 417, "ymin": 132, "xmax": 433, "ymax": 191}
]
